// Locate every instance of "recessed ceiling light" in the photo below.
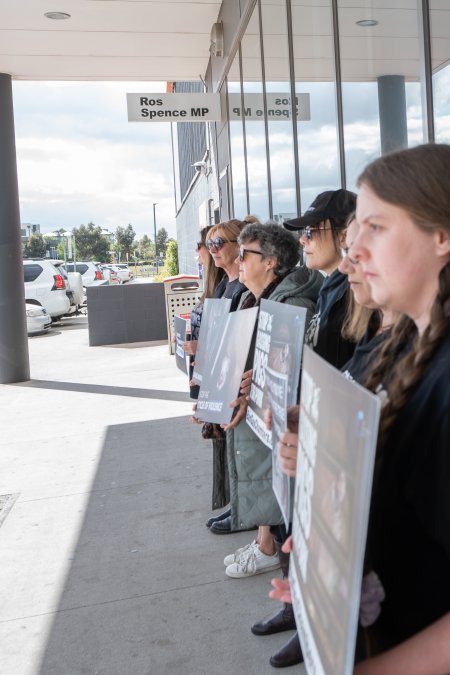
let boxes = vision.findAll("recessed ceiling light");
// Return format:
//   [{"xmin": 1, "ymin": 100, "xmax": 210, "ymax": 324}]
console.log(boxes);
[
  {"xmin": 356, "ymin": 19, "xmax": 378, "ymax": 27},
  {"xmin": 44, "ymin": 12, "xmax": 71, "ymax": 20}
]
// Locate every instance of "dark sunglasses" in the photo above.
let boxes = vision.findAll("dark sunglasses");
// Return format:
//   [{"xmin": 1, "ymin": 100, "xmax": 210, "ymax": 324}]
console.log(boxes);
[
  {"xmin": 239, "ymin": 245, "xmax": 264, "ymax": 262},
  {"xmin": 206, "ymin": 237, "xmax": 237, "ymax": 251},
  {"xmin": 300, "ymin": 225, "xmax": 333, "ymax": 241}
]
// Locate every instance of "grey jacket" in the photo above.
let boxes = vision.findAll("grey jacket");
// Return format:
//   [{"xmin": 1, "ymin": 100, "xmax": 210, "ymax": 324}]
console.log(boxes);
[{"xmin": 228, "ymin": 266, "xmax": 323, "ymax": 530}]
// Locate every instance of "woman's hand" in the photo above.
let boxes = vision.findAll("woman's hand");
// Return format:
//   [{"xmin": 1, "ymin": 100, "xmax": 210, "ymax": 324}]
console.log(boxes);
[
  {"xmin": 239, "ymin": 369, "xmax": 253, "ymax": 398},
  {"xmin": 278, "ymin": 432, "xmax": 298, "ymax": 477},
  {"xmin": 269, "ymin": 578, "xmax": 292, "ymax": 604},
  {"xmin": 221, "ymin": 395, "xmax": 248, "ymax": 431},
  {"xmin": 190, "ymin": 403, "xmax": 203, "ymax": 425},
  {"xmin": 183, "ymin": 340, "xmax": 198, "ymax": 356}
]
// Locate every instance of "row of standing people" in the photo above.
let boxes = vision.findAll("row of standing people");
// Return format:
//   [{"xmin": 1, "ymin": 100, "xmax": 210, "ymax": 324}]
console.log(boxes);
[{"xmin": 185, "ymin": 142, "xmax": 450, "ymax": 672}]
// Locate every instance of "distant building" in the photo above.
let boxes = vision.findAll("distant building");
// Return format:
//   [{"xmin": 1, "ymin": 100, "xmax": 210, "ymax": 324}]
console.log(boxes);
[{"xmin": 20, "ymin": 222, "xmax": 40, "ymax": 242}]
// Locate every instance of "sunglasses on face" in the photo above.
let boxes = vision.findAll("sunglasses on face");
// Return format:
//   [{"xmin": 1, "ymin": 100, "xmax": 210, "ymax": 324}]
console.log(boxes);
[
  {"xmin": 299, "ymin": 225, "xmax": 333, "ymax": 240},
  {"xmin": 239, "ymin": 245, "xmax": 264, "ymax": 262},
  {"xmin": 340, "ymin": 247, "xmax": 358, "ymax": 265},
  {"xmin": 206, "ymin": 237, "xmax": 238, "ymax": 251}
]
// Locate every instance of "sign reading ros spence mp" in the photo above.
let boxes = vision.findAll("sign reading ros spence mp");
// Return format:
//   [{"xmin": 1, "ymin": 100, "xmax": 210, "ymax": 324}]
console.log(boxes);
[{"xmin": 127, "ymin": 93, "xmax": 222, "ymax": 122}]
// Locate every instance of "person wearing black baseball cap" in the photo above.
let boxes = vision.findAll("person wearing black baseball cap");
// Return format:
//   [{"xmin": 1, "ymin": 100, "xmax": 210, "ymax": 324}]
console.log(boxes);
[
  {"xmin": 284, "ymin": 188, "xmax": 357, "ymax": 369},
  {"xmin": 255, "ymin": 190, "xmax": 358, "ymax": 670}
]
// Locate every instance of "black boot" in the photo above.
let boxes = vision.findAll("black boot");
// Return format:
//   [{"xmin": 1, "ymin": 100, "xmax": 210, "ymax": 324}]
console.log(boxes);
[
  {"xmin": 206, "ymin": 507, "xmax": 231, "ymax": 528},
  {"xmin": 269, "ymin": 632, "xmax": 303, "ymax": 668},
  {"xmin": 251, "ymin": 540, "xmax": 296, "ymax": 636}
]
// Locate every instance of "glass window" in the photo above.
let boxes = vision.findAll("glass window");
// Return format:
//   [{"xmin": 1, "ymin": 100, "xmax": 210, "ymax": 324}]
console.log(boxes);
[
  {"xmin": 261, "ymin": 0, "xmax": 298, "ymax": 223},
  {"xmin": 240, "ymin": 4, "xmax": 270, "ymax": 221},
  {"xmin": 227, "ymin": 52, "xmax": 248, "ymax": 219},
  {"xmin": 292, "ymin": 0, "xmax": 341, "ymax": 211},
  {"xmin": 338, "ymin": 1, "xmax": 424, "ymax": 189},
  {"xmin": 430, "ymin": 2, "xmax": 450, "ymax": 142},
  {"xmin": 23, "ymin": 264, "xmax": 43, "ymax": 282}
]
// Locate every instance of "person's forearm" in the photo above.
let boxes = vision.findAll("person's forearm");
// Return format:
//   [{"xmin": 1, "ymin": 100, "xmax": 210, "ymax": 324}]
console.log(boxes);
[{"xmin": 355, "ymin": 612, "xmax": 450, "ymax": 675}]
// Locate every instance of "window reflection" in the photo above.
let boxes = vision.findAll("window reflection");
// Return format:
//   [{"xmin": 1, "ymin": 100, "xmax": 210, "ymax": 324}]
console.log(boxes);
[
  {"xmin": 291, "ymin": 0, "xmax": 340, "ymax": 210},
  {"xmin": 430, "ymin": 2, "xmax": 450, "ymax": 142},
  {"xmin": 338, "ymin": 1, "xmax": 424, "ymax": 187},
  {"xmin": 261, "ymin": 0, "xmax": 297, "ymax": 222},
  {"xmin": 227, "ymin": 52, "xmax": 248, "ymax": 219},
  {"xmin": 241, "ymin": 4, "xmax": 270, "ymax": 221}
]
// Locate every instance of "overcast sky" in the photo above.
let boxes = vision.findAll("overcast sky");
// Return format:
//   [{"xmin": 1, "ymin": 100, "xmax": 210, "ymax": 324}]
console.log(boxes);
[{"xmin": 12, "ymin": 81, "xmax": 177, "ymax": 240}]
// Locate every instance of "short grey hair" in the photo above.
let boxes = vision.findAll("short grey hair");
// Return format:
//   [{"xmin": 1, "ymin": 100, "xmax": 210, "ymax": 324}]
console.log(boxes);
[{"xmin": 238, "ymin": 222, "xmax": 300, "ymax": 277}]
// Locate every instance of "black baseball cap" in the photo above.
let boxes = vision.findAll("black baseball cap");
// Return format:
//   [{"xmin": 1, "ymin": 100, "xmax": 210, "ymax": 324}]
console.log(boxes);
[{"xmin": 284, "ymin": 189, "xmax": 357, "ymax": 231}]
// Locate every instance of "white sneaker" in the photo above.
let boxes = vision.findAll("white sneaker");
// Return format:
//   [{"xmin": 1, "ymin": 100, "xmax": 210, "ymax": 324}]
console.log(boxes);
[
  {"xmin": 225, "ymin": 545, "xmax": 280, "ymax": 578},
  {"xmin": 223, "ymin": 539, "xmax": 258, "ymax": 566}
]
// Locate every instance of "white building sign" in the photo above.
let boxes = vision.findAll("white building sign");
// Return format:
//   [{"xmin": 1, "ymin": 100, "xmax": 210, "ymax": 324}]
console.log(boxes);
[
  {"xmin": 228, "ymin": 93, "xmax": 310, "ymax": 121},
  {"xmin": 127, "ymin": 93, "xmax": 222, "ymax": 122}
]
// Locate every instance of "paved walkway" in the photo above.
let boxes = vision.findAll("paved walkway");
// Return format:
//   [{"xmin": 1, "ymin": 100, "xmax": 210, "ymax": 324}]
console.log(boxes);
[{"xmin": 0, "ymin": 317, "xmax": 303, "ymax": 675}]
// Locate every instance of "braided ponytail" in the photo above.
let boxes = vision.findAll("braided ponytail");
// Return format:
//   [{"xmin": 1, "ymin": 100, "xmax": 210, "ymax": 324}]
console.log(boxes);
[{"xmin": 365, "ymin": 262, "xmax": 450, "ymax": 440}]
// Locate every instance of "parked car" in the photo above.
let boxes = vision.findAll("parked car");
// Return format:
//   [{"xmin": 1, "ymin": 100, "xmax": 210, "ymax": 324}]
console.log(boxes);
[
  {"xmin": 53, "ymin": 261, "xmax": 84, "ymax": 314},
  {"xmin": 115, "ymin": 264, "xmax": 134, "ymax": 282},
  {"xmin": 23, "ymin": 259, "xmax": 70, "ymax": 320},
  {"xmin": 65, "ymin": 261, "xmax": 106, "ymax": 287},
  {"xmin": 103, "ymin": 264, "xmax": 132, "ymax": 283},
  {"xmin": 26, "ymin": 303, "xmax": 52, "ymax": 335},
  {"xmin": 99, "ymin": 265, "xmax": 121, "ymax": 285}
]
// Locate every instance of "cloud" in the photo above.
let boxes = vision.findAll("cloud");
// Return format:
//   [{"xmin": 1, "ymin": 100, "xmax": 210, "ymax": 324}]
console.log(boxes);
[{"xmin": 12, "ymin": 81, "xmax": 177, "ymax": 239}]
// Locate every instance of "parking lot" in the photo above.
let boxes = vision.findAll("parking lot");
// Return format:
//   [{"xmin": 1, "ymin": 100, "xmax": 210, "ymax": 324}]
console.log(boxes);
[{"xmin": 0, "ymin": 316, "xmax": 300, "ymax": 674}]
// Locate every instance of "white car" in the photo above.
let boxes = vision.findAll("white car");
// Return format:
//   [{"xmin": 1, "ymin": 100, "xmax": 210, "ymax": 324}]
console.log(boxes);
[
  {"xmin": 104, "ymin": 264, "xmax": 132, "ymax": 283},
  {"xmin": 65, "ymin": 261, "xmax": 107, "ymax": 287},
  {"xmin": 115, "ymin": 264, "xmax": 134, "ymax": 282},
  {"xmin": 23, "ymin": 259, "xmax": 71, "ymax": 320},
  {"xmin": 100, "ymin": 265, "xmax": 121, "ymax": 285},
  {"xmin": 53, "ymin": 261, "xmax": 84, "ymax": 313},
  {"xmin": 26, "ymin": 303, "xmax": 52, "ymax": 335}
]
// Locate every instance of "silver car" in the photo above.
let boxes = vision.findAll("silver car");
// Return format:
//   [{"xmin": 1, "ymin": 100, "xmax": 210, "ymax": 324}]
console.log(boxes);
[{"xmin": 26, "ymin": 303, "xmax": 52, "ymax": 335}]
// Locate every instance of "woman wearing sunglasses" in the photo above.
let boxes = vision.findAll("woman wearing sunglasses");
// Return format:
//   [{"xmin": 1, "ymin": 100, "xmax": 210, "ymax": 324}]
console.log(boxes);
[
  {"xmin": 285, "ymin": 188, "xmax": 358, "ymax": 370},
  {"xmin": 197, "ymin": 218, "xmax": 251, "ymax": 533},
  {"xmin": 249, "ymin": 190, "xmax": 358, "ymax": 668},
  {"xmin": 222, "ymin": 222, "xmax": 323, "ymax": 575}
]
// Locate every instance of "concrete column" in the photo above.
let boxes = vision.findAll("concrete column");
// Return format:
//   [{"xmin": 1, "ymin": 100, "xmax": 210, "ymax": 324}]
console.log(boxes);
[
  {"xmin": 0, "ymin": 73, "xmax": 30, "ymax": 383},
  {"xmin": 377, "ymin": 75, "xmax": 408, "ymax": 155}
]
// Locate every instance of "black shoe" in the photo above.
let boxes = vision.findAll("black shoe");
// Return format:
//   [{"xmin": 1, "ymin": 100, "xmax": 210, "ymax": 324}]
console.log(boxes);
[
  {"xmin": 206, "ymin": 507, "xmax": 231, "ymax": 528},
  {"xmin": 209, "ymin": 515, "xmax": 232, "ymax": 534},
  {"xmin": 251, "ymin": 605, "xmax": 296, "ymax": 636},
  {"xmin": 269, "ymin": 632, "xmax": 303, "ymax": 668}
]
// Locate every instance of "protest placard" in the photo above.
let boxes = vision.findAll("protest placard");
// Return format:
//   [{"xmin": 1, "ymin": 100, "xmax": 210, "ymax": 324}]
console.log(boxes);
[
  {"xmin": 246, "ymin": 300, "xmax": 307, "ymax": 448},
  {"xmin": 196, "ymin": 307, "xmax": 258, "ymax": 424},
  {"xmin": 191, "ymin": 297, "xmax": 231, "ymax": 385},
  {"xmin": 266, "ymin": 366, "xmax": 291, "ymax": 529},
  {"xmin": 174, "ymin": 315, "xmax": 189, "ymax": 374},
  {"xmin": 290, "ymin": 346, "xmax": 380, "ymax": 675}
]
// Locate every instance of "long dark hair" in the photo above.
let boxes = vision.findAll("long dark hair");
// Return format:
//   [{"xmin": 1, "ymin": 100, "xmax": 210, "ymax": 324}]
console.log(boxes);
[{"xmin": 360, "ymin": 144, "xmax": 450, "ymax": 439}]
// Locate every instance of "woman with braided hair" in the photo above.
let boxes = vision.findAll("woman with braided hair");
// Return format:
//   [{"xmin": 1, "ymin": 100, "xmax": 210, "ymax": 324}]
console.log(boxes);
[{"xmin": 349, "ymin": 143, "xmax": 450, "ymax": 673}]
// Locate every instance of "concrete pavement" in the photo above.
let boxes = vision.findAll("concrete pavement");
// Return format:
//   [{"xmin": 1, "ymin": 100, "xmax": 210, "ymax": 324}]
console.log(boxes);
[{"xmin": 0, "ymin": 316, "xmax": 303, "ymax": 675}]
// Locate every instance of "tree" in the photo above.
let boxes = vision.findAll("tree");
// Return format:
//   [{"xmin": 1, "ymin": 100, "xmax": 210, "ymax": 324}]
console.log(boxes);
[
  {"xmin": 165, "ymin": 239, "xmax": 179, "ymax": 276},
  {"xmin": 115, "ymin": 224, "xmax": 136, "ymax": 261},
  {"xmin": 156, "ymin": 227, "xmax": 169, "ymax": 257},
  {"xmin": 73, "ymin": 222, "xmax": 111, "ymax": 262},
  {"xmin": 136, "ymin": 234, "xmax": 155, "ymax": 261},
  {"xmin": 24, "ymin": 233, "xmax": 47, "ymax": 258}
]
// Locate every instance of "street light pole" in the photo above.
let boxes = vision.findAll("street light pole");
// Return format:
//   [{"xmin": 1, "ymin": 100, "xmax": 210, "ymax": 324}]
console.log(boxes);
[{"xmin": 153, "ymin": 202, "xmax": 158, "ymax": 275}]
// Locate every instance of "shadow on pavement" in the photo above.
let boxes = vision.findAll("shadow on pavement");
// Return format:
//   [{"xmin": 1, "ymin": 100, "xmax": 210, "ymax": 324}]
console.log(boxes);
[
  {"xmin": 35, "ymin": 416, "xmax": 278, "ymax": 675},
  {"xmin": 14, "ymin": 380, "xmax": 192, "ymax": 402}
]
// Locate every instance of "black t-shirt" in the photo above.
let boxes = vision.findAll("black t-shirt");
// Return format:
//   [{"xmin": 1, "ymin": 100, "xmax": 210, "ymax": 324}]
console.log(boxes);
[
  {"xmin": 341, "ymin": 324, "xmax": 390, "ymax": 385},
  {"xmin": 368, "ymin": 333, "xmax": 450, "ymax": 648},
  {"xmin": 305, "ymin": 269, "xmax": 355, "ymax": 369},
  {"xmin": 214, "ymin": 276, "xmax": 247, "ymax": 311}
]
